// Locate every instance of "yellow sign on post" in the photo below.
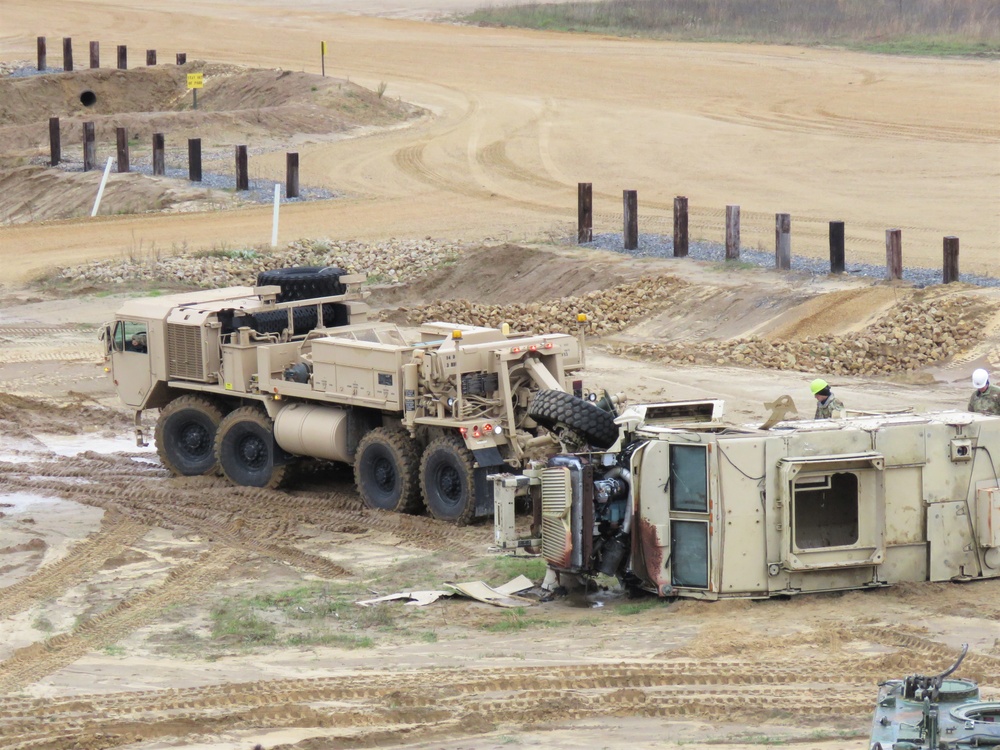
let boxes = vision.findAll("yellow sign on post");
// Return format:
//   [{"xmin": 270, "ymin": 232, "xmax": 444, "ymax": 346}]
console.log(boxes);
[
  {"xmin": 321, "ymin": 41, "xmax": 327, "ymax": 55},
  {"xmin": 186, "ymin": 72, "xmax": 203, "ymax": 89}
]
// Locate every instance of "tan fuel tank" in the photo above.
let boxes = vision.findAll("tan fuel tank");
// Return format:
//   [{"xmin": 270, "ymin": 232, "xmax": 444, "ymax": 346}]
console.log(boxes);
[{"xmin": 273, "ymin": 402, "xmax": 351, "ymax": 463}]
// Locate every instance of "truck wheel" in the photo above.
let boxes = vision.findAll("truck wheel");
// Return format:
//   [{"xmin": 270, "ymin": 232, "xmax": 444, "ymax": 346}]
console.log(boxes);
[
  {"xmin": 256, "ymin": 266, "xmax": 346, "ymax": 301},
  {"xmin": 354, "ymin": 428, "xmax": 421, "ymax": 514},
  {"xmin": 528, "ymin": 389, "xmax": 619, "ymax": 449},
  {"xmin": 215, "ymin": 406, "xmax": 288, "ymax": 489},
  {"xmin": 421, "ymin": 436, "xmax": 476, "ymax": 525},
  {"xmin": 155, "ymin": 395, "xmax": 225, "ymax": 476}
]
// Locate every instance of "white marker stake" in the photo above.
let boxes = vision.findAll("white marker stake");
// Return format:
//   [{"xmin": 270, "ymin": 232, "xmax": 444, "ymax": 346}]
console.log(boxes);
[
  {"xmin": 91, "ymin": 157, "xmax": 114, "ymax": 217},
  {"xmin": 271, "ymin": 183, "xmax": 280, "ymax": 248}
]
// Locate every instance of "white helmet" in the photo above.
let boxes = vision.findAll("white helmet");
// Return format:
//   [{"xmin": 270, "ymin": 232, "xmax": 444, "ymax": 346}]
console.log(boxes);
[{"xmin": 973, "ymin": 368, "xmax": 990, "ymax": 389}]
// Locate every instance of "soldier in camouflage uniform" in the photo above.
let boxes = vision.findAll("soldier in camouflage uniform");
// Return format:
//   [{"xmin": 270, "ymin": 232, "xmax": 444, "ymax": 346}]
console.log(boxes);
[
  {"xmin": 810, "ymin": 378, "xmax": 844, "ymax": 419},
  {"xmin": 968, "ymin": 369, "xmax": 1000, "ymax": 415}
]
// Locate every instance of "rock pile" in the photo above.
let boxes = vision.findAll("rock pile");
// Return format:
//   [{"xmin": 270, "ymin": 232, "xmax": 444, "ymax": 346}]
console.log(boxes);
[
  {"xmin": 390, "ymin": 276, "xmax": 689, "ymax": 335},
  {"xmin": 613, "ymin": 294, "xmax": 994, "ymax": 375},
  {"xmin": 54, "ymin": 238, "xmax": 465, "ymax": 289}
]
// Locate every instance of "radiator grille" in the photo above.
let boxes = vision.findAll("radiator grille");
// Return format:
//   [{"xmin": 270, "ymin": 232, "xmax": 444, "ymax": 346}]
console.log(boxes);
[
  {"xmin": 167, "ymin": 324, "xmax": 205, "ymax": 380},
  {"xmin": 541, "ymin": 467, "xmax": 573, "ymax": 566}
]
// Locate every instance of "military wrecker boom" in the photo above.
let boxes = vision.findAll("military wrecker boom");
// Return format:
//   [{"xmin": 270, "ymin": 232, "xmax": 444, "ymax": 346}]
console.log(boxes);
[
  {"xmin": 493, "ymin": 398, "xmax": 1000, "ymax": 597},
  {"xmin": 103, "ymin": 266, "xmax": 620, "ymax": 523}
]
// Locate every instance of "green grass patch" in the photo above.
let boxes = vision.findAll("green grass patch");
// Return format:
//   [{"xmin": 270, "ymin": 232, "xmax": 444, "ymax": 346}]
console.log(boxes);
[
  {"xmin": 475, "ymin": 554, "xmax": 547, "ymax": 583},
  {"xmin": 615, "ymin": 598, "xmax": 670, "ymax": 615},
  {"xmin": 462, "ymin": 0, "xmax": 1000, "ymax": 58},
  {"xmin": 32, "ymin": 615, "xmax": 54, "ymax": 633},
  {"xmin": 286, "ymin": 632, "xmax": 374, "ymax": 649},
  {"xmin": 482, "ymin": 606, "xmax": 551, "ymax": 632},
  {"xmin": 210, "ymin": 600, "xmax": 279, "ymax": 646}
]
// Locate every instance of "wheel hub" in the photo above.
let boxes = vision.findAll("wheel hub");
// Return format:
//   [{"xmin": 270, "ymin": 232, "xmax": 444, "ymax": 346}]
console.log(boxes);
[
  {"xmin": 179, "ymin": 423, "xmax": 209, "ymax": 456},
  {"xmin": 373, "ymin": 457, "xmax": 396, "ymax": 492},
  {"xmin": 237, "ymin": 434, "xmax": 267, "ymax": 469},
  {"xmin": 437, "ymin": 465, "xmax": 462, "ymax": 505}
]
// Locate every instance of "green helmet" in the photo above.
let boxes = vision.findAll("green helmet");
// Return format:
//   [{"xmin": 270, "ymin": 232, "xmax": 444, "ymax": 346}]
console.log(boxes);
[{"xmin": 810, "ymin": 378, "xmax": 828, "ymax": 395}]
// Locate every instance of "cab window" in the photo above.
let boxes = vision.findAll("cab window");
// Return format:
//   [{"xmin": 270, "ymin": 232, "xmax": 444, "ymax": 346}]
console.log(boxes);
[{"xmin": 113, "ymin": 321, "xmax": 149, "ymax": 353}]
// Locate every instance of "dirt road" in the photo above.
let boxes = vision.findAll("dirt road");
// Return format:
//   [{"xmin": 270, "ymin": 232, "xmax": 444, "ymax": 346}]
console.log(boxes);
[{"xmin": 1, "ymin": 0, "xmax": 998, "ymax": 281}]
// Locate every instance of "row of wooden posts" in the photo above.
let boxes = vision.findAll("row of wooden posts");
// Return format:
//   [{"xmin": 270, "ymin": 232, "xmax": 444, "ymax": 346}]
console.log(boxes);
[
  {"xmin": 35, "ymin": 36, "xmax": 186, "ymax": 71},
  {"xmin": 577, "ymin": 183, "xmax": 962, "ymax": 284},
  {"xmin": 48, "ymin": 118, "xmax": 302, "ymax": 198}
]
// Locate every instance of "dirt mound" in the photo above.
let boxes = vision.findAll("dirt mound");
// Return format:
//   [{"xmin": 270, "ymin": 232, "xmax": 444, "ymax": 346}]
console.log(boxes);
[
  {"xmin": 0, "ymin": 165, "xmax": 243, "ymax": 223},
  {"xmin": 377, "ymin": 243, "xmax": 634, "ymax": 307},
  {"xmin": 0, "ymin": 63, "xmax": 423, "ymax": 222}
]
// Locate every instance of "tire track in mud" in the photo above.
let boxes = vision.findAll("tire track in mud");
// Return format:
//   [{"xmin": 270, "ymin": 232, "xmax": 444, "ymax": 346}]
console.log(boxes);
[
  {"xmin": 2, "ymin": 624, "xmax": 991, "ymax": 748},
  {"xmin": 0, "ymin": 326, "xmax": 102, "ymax": 364},
  {"xmin": 0, "ymin": 547, "xmax": 245, "ymax": 695},
  {"xmin": 0, "ymin": 452, "xmax": 488, "ymax": 577},
  {"xmin": 0, "ymin": 655, "xmax": 922, "ymax": 748},
  {"xmin": 699, "ymin": 105, "xmax": 996, "ymax": 144},
  {"xmin": 0, "ymin": 515, "xmax": 148, "ymax": 619}
]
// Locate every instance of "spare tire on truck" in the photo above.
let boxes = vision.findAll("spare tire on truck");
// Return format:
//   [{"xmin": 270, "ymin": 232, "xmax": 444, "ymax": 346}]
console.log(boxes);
[
  {"xmin": 528, "ymin": 389, "xmax": 620, "ymax": 450},
  {"xmin": 256, "ymin": 266, "xmax": 346, "ymax": 301}
]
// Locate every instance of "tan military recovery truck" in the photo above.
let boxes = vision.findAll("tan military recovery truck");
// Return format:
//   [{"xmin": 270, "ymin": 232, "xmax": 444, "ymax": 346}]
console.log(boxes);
[
  {"xmin": 493, "ymin": 399, "xmax": 1000, "ymax": 597},
  {"xmin": 103, "ymin": 266, "xmax": 619, "ymax": 523}
]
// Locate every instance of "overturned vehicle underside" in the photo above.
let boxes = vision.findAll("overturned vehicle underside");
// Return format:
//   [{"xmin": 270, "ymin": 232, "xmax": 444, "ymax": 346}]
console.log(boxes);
[{"xmin": 493, "ymin": 400, "xmax": 1000, "ymax": 600}]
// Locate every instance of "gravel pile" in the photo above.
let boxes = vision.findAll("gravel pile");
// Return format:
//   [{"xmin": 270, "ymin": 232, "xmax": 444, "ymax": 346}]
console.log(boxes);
[
  {"xmin": 391, "ymin": 276, "xmax": 688, "ymax": 335},
  {"xmin": 580, "ymin": 232, "xmax": 1000, "ymax": 289},
  {"xmin": 612, "ymin": 294, "xmax": 993, "ymax": 375},
  {"xmin": 55, "ymin": 238, "xmax": 465, "ymax": 288}
]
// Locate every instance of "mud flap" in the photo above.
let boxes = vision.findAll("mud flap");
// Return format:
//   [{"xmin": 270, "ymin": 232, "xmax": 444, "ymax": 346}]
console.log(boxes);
[{"xmin": 474, "ymin": 465, "xmax": 503, "ymax": 517}]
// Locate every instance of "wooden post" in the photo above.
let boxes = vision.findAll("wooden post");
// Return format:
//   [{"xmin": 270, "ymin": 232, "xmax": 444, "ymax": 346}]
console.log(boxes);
[
  {"xmin": 176, "ymin": 52, "xmax": 187, "ymax": 65},
  {"xmin": 152, "ymin": 133, "xmax": 165, "ymax": 176},
  {"xmin": 235, "ymin": 145, "xmax": 249, "ymax": 191},
  {"xmin": 49, "ymin": 117, "xmax": 61, "ymax": 166},
  {"xmin": 775, "ymin": 213, "xmax": 791, "ymax": 270},
  {"xmin": 117, "ymin": 45, "xmax": 127, "ymax": 70},
  {"xmin": 577, "ymin": 182, "xmax": 592, "ymax": 243},
  {"xmin": 146, "ymin": 49, "xmax": 156, "ymax": 66},
  {"xmin": 885, "ymin": 229, "xmax": 903, "ymax": 280},
  {"xmin": 623, "ymin": 190, "xmax": 638, "ymax": 251},
  {"xmin": 62, "ymin": 37, "xmax": 73, "ymax": 72},
  {"xmin": 829, "ymin": 221, "xmax": 845, "ymax": 274},
  {"xmin": 188, "ymin": 138, "xmax": 202, "ymax": 182},
  {"xmin": 943, "ymin": 236, "xmax": 960, "ymax": 284},
  {"xmin": 116, "ymin": 127, "xmax": 130, "ymax": 173},
  {"xmin": 89, "ymin": 41, "xmax": 100, "ymax": 68},
  {"xmin": 725, "ymin": 205, "xmax": 740, "ymax": 260},
  {"xmin": 286, "ymin": 152, "xmax": 300, "ymax": 198},
  {"xmin": 37, "ymin": 36, "xmax": 46, "ymax": 72},
  {"xmin": 673, "ymin": 196, "xmax": 688, "ymax": 257},
  {"xmin": 83, "ymin": 122, "xmax": 96, "ymax": 172}
]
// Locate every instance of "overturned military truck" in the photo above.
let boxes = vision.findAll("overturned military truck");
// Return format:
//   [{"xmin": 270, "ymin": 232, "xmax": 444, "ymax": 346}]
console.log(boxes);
[
  {"xmin": 103, "ymin": 267, "xmax": 619, "ymax": 524},
  {"xmin": 493, "ymin": 399, "xmax": 1000, "ymax": 599}
]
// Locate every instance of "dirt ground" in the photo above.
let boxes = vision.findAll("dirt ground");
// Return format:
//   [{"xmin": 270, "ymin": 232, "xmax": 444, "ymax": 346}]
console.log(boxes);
[{"xmin": 2, "ymin": 2, "xmax": 1000, "ymax": 749}]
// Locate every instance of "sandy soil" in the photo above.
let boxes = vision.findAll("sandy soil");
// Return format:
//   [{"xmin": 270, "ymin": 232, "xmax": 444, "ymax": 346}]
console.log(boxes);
[
  {"xmin": 2, "ymin": 3, "xmax": 1000, "ymax": 749},
  {"xmin": 1, "ymin": 0, "xmax": 998, "ymax": 281}
]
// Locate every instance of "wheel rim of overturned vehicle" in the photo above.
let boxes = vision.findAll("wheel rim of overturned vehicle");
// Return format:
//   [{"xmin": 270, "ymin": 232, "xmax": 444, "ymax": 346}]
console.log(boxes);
[{"xmin": 527, "ymin": 389, "xmax": 620, "ymax": 450}]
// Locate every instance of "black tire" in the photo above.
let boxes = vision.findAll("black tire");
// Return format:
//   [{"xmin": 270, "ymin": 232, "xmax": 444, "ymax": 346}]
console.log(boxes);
[
  {"xmin": 155, "ymin": 395, "xmax": 225, "ymax": 476},
  {"xmin": 528, "ymin": 389, "xmax": 619, "ymax": 449},
  {"xmin": 215, "ymin": 406, "xmax": 288, "ymax": 489},
  {"xmin": 256, "ymin": 266, "xmax": 346, "ymax": 302},
  {"xmin": 420, "ymin": 435, "xmax": 477, "ymax": 525},
  {"xmin": 354, "ymin": 428, "xmax": 421, "ymax": 513}
]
